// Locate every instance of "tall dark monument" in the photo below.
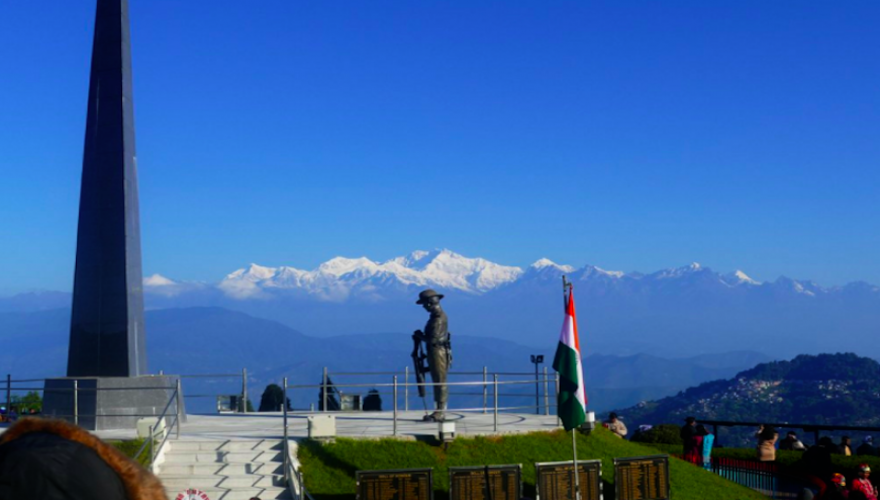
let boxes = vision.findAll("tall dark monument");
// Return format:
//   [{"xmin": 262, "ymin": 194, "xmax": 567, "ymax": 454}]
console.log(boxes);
[
  {"xmin": 68, "ymin": 0, "xmax": 147, "ymax": 378},
  {"xmin": 43, "ymin": 0, "xmax": 184, "ymax": 430}
]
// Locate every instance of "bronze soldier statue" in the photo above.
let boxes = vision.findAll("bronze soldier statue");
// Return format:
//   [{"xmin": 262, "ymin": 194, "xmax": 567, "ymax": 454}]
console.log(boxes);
[{"xmin": 412, "ymin": 289, "xmax": 452, "ymax": 422}]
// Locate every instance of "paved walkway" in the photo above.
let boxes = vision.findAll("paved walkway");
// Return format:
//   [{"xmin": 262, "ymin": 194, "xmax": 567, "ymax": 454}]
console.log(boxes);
[{"xmin": 24, "ymin": 410, "xmax": 560, "ymax": 441}]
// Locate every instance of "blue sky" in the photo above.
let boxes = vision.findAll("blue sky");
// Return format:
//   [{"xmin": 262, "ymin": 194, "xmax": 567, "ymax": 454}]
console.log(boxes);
[{"xmin": 1, "ymin": 1, "xmax": 879, "ymax": 293}]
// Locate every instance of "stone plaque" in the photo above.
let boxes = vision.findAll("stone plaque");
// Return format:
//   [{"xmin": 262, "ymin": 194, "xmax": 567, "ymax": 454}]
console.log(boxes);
[
  {"xmin": 614, "ymin": 455, "xmax": 670, "ymax": 500},
  {"xmin": 356, "ymin": 468, "xmax": 433, "ymax": 500},
  {"xmin": 449, "ymin": 465, "xmax": 521, "ymax": 500},
  {"xmin": 535, "ymin": 460, "xmax": 602, "ymax": 500}
]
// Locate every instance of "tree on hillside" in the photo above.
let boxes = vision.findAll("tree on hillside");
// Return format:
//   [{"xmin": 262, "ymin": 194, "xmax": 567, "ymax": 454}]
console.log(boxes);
[{"xmin": 259, "ymin": 384, "xmax": 290, "ymax": 412}]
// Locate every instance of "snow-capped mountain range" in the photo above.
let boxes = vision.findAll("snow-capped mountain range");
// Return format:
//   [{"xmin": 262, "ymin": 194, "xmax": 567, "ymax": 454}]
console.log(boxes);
[
  {"xmin": 142, "ymin": 249, "xmax": 876, "ymax": 301},
  {"xmin": 4, "ymin": 250, "xmax": 879, "ymax": 359}
]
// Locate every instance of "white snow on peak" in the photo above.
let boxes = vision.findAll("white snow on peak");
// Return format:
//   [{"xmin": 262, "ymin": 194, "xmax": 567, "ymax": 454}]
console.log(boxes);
[
  {"xmin": 318, "ymin": 257, "xmax": 380, "ymax": 276},
  {"xmin": 218, "ymin": 249, "xmax": 522, "ymax": 300},
  {"xmin": 144, "ymin": 274, "xmax": 176, "ymax": 287},
  {"xmin": 725, "ymin": 270, "xmax": 761, "ymax": 286},
  {"xmin": 594, "ymin": 266, "xmax": 625, "ymax": 278},
  {"xmin": 655, "ymin": 262, "xmax": 706, "ymax": 279},
  {"xmin": 530, "ymin": 259, "xmax": 575, "ymax": 273}
]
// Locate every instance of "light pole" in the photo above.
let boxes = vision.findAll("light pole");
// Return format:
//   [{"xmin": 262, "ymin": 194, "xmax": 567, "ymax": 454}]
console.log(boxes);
[{"xmin": 530, "ymin": 355, "xmax": 544, "ymax": 415}]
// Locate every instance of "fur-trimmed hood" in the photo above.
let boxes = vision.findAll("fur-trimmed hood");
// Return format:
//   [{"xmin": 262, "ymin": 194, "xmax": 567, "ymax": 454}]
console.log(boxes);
[{"xmin": 0, "ymin": 418, "xmax": 167, "ymax": 500}]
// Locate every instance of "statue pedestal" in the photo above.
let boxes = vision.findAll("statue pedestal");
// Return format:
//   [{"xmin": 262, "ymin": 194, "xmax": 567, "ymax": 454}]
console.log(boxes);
[{"xmin": 42, "ymin": 375, "xmax": 185, "ymax": 431}]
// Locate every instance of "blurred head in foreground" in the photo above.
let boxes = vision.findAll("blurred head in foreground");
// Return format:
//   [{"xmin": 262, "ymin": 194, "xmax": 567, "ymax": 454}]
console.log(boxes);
[{"xmin": 0, "ymin": 418, "xmax": 166, "ymax": 500}]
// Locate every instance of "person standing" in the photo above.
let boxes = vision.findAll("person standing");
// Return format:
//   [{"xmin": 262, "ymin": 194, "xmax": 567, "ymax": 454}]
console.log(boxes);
[
  {"xmin": 851, "ymin": 464, "xmax": 877, "ymax": 500},
  {"xmin": 857, "ymin": 437, "xmax": 877, "ymax": 457},
  {"xmin": 757, "ymin": 425, "xmax": 779, "ymax": 462},
  {"xmin": 681, "ymin": 417, "xmax": 701, "ymax": 464},
  {"xmin": 604, "ymin": 412, "xmax": 628, "ymax": 439},
  {"xmin": 838, "ymin": 436, "xmax": 853, "ymax": 456},
  {"xmin": 780, "ymin": 431, "xmax": 807, "ymax": 451},
  {"xmin": 698, "ymin": 424, "xmax": 715, "ymax": 470}
]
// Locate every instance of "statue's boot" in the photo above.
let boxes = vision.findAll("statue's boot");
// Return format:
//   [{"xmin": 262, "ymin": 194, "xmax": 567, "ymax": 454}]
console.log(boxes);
[{"xmin": 430, "ymin": 403, "xmax": 447, "ymax": 422}]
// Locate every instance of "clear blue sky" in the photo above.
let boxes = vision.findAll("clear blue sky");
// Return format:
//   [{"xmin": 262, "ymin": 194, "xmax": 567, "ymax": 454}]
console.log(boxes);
[{"xmin": 1, "ymin": 1, "xmax": 879, "ymax": 294}]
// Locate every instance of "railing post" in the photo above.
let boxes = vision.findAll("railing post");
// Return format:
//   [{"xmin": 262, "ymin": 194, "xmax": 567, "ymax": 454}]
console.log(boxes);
[
  {"xmin": 242, "ymin": 367, "xmax": 248, "ymax": 413},
  {"xmin": 393, "ymin": 375, "xmax": 398, "ymax": 437},
  {"xmin": 148, "ymin": 424, "xmax": 155, "ymax": 469},
  {"xmin": 493, "ymin": 374, "xmax": 499, "ymax": 433},
  {"xmin": 73, "ymin": 380, "xmax": 79, "ymax": 427},
  {"xmin": 543, "ymin": 367, "xmax": 550, "ymax": 416},
  {"xmin": 175, "ymin": 378, "xmax": 182, "ymax": 439},
  {"xmin": 322, "ymin": 367, "xmax": 328, "ymax": 412},
  {"xmin": 283, "ymin": 377, "xmax": 290, "ymax": 482},
  {"xmin": 555, "ymin": 373, "xmax": 561, "ymax": 427},
  {"xmin": 482, "ymin": 366, "xmax": 488, "ymax": 414},
  {"xmin": 404, "ymin": 366, "xmax": 409, "ymax": 412}
]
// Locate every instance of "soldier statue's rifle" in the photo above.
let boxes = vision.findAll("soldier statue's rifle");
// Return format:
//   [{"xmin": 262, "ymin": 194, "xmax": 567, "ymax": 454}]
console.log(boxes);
[{"xmin": 411, "ymin": 330, "xmax": 431, "ymax": 413}]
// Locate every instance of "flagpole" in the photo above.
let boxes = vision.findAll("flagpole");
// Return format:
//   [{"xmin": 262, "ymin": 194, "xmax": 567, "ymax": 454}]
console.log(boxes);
[
  {"xmin": 561, "ymin": 276, "xmax": 580, "ymax": 500},
  {"xmin": 572, "ymin": 429, "xmax": 581, "ymax": 500}
]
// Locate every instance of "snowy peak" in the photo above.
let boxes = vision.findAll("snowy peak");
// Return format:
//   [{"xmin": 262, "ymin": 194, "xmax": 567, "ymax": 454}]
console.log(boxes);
[
  {"xmin": 652, "ymin": 262, "xmax": 709, "ymax": 280},
  {"xmin": 530, "ymin": 258, "xmax": 575, "ymax": 273},
  {"xmin": 723, "ymin": 270, "xmax": 761, "ymax": 286}
]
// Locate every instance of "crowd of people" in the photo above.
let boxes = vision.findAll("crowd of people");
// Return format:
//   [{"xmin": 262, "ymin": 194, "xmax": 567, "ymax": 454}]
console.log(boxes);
[
  {"xmin": 607, "ymin": 412, "xmax": 879, "ymax": 499},
  {"xmin": 684, "ymin": 418, "xmax": 878, "ymax": 500}
]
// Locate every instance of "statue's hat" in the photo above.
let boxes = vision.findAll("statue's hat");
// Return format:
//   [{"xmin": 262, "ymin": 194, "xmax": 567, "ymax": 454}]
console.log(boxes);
[{"xmin": 416, "ymin": 289, "xmax": 444, "ymax": 304}]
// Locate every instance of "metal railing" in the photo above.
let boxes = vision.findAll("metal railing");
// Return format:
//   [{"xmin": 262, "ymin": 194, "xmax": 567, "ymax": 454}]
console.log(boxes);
[
  {"xmin": 1, "ymin": 383, "xmax": 180, "ymax": 422},
  {"xmin": 3, "ymin": 369, "xmax": 250, "ymax": 421},
  {"xmin": 697, "ymin": 419, "xmax": 880, "ymax": 447},
  {"xmin": 285, "ymin": 374, "xmax": 560, "ymax": 435},
  {"xmin": 322, "ymin": 366, "xmax": 559, "ymax": 417},
  {"xmin": 133, "ymin": 379, "xmax": 184, "ymax": 473}
]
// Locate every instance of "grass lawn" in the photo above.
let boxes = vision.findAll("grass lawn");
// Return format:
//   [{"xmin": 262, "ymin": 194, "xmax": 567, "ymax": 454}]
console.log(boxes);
[
  {"xmin": 108, "ymin": 438, "xmax": 150, "ymax": 466},
  {"xmin": 298, "ymin": 427, "xmax": 768, "ymax": 500}
]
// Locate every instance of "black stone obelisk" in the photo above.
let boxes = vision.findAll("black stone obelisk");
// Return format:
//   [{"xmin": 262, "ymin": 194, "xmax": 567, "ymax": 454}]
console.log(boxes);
[{"xmin": 67, "ymin": 0, "xmax": 147, "ymax": 377}]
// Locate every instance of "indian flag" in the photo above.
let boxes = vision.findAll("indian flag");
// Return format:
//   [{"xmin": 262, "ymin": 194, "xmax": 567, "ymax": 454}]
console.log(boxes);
[{"xmin": 552, "ymin": 288, "xmax": 587, "ymax": 430}]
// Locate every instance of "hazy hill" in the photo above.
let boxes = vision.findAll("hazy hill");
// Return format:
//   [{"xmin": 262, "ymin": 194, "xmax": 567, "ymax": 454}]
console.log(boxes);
[
  {"xmin": 0, "ymin": 307, "xmax": 766, "ymax": 413},
  {"xmin": 610, "ymin": 353, "xmax": 880, "ymax": 442}
]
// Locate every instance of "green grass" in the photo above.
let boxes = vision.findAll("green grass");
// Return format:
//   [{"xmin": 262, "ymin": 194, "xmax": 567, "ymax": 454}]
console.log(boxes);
[
  {"xmin": 108, "ymin": 438, "xmax": 151, "ymax": 466},
  {"xmin": 298, "ymin": 427, "xmax": 767, "ymax": 500}
]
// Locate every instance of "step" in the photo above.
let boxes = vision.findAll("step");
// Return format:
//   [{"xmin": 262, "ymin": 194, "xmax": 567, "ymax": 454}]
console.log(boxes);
[
  {"xmin": 163, "ymin": 486, "xmax": 291, "ymax": 500},
  {"xmin": 159, "ymin": 462, "xmax": 284, "ymax": 476},
  {"xmin": 170, "ymin": 440, "xmax": 280, "ymax": 452},
  {"xmin": 163, "ymin": 450, "xmax": 283, "ymax": 464},
  {"xmin": 161, "ymin": 474, "xmax": 285, "ymax": 489}
]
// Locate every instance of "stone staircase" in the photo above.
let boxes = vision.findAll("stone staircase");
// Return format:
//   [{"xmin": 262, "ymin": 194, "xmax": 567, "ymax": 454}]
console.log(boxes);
[{"xmin": 158, "ymin": 439, "xmax": 292, "ymax": 500}]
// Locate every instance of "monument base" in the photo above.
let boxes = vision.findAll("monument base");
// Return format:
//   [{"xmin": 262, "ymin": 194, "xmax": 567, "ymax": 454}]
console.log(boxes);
[{"xmin": 42, "ymin": 375, "xmax": 186, "ymax": 431}]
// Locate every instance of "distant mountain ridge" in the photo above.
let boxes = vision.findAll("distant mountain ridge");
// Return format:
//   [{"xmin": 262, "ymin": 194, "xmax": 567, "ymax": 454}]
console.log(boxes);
[
  {"xmin": 3, "ymin": 250, "xmax": 879, "ymax": 359},
  {"xmin": 138, "ymin": 249, "xmax": 879, "ymax": 301},
  {"xmin": 610, "ymin": 353, "xmax": 880, "ymax": 435}
]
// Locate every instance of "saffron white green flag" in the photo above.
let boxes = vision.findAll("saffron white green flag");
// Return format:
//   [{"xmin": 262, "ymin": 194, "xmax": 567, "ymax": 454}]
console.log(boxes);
[{"xmin": 552, "ymin": 289, "xmax": 587, "ymax": 430}]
